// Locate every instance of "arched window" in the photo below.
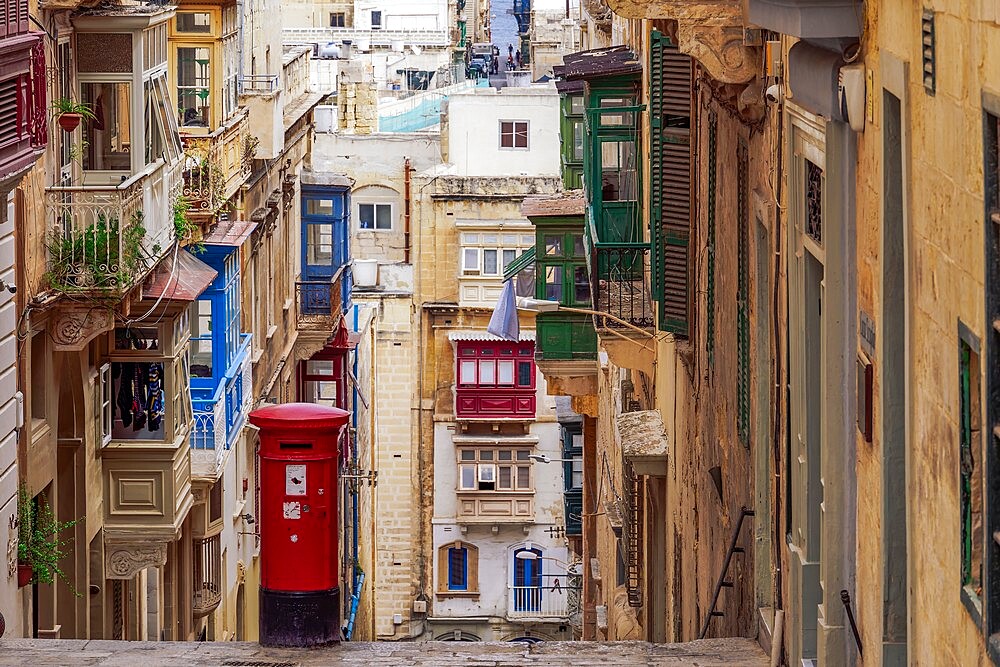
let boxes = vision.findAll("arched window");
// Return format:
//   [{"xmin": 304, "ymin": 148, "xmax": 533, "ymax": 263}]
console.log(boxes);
[{"xmin": 437, "ymin": 541, "xmax": 479, "ymax": 596}]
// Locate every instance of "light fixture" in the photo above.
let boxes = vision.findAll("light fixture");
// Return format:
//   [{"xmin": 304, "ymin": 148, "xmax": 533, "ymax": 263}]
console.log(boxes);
[
  {"xmin": 528, "ymin": 454, "xmax": 575, "ymax": 464},
  {"xmin": 515, "ymin": 550, "xmax": 538, "ymax": 560}
]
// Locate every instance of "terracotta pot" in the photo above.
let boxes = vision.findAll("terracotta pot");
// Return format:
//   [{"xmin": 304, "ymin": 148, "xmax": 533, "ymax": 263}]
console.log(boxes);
[
  {"xmin": 57, "ymin": 113, "xmax": 82, "ymax": 133},
  {"xmin": 16, "ymin": 563, "xmax": 32, "ymax": 588}
]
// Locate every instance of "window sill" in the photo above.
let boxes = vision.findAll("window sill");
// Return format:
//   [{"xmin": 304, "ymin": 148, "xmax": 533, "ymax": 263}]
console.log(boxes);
[
  {"xmin": 266, "ymin": 324, "xmax": 278, "ymax": 340},
  {"xmin": 436, "ymin": 590, "xmax": 480, "ymax": 599},
  {"xmin": 961, "ymin": 585, "xmax": 983, "ymax": 629},
  {"xmin": 456, "ymin": 489, "xmax": 535, "ymax": 495},
  {"xmin": 252, "ymin": 348, "xmax": 264, "ymax": 364},
  {"xmin": 283, "ymin": 298, "xmax": 293, "ymax": 311}
]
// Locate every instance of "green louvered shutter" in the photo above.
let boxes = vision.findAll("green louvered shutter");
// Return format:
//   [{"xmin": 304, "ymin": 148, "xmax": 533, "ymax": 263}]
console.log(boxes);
[{"xmin": 649, "ymin": 31, "xmax": 693, "ymax": 336}]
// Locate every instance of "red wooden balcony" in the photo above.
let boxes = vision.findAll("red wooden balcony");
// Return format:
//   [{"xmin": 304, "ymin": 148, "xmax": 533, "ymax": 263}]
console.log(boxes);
[
  {"xmin": 0, "ymin": 29, "xmax": 47, "ymax": 182},
  {"xmin": 454, "ymin": 339, "xmax": 537, "ymax": 420}
]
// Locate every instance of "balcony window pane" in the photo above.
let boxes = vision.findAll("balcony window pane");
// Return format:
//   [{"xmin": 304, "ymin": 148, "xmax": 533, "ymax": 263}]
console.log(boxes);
[
  {"xmin": 502, "ymin": 249, "xmax": 517, "ymax": 271},
  {"xmin": 177, "ymin": 47, "xmax": 211, "ymax": 127},
  {"xmin": 600, "ymin": 140, "xmax": 638, "ymax": 202},
  {"xmin": 358, "ymin": 203, "xmax": 375, "ymax": 229},
  {"xmin": 81, "ymin": 82, "xmax": 132, "ymax": 171},
  {"xmin": 447, "ymin": 548, "xmax": 467, "ymax": 590},
  {"xmin": 459, "ymin": 360, "xmax": 477, "ymax": 384},
  {"xmin": 306, "ymin": 199, "xmax": 334, "ymax": 216},
  {"xmin": 479, "ymin": 450, "xmax": 493, "ymax": 461},
  {"xmin": 460, "ymin": 449, "xmax": 476, "ymax": 461},
  {"xmin": 176, "ymin": 12, "xmax": 211, "ymax": 33},
  {"xmin": 572, "ymin": 234, "xmax": 585, "ymax": 255},
  {"xmin": 498, "ymin": 450, "xmax": 512, "ymax": 461},
  {"xmin": 572, "ymin": 120, "xmax": 584, "ymax": 161},
  {"xmin": 306, "ymin": 360, "xmax": 334, "ymax": 375},
  {"xmin": 479, "ymin": 360, "xmax": 495, "ymax": 384},
  {"xmin": 570, "ymin": 96, "xmax": 584, "ymax": 115},
  {"xmin": 544, "ymin": 235, "xmax": 562, "ymax": 256},
  {"xmin": 571, "ymin": 456, "xmax": 583, "ymax": 488},
  {"xmin": 516, "ymin": 450, "xmax": 530, "ymax": 461},
  {"xmin": 545, "ymin": 266, "xmax": 563, "ymax": 301},
  {"xmin": 574, "ymin": 266, "xmax": 590, "ymax": 304},
  {"xmin": 498, "ymin": 465, "xmax": 512, "ymax": 489},
  {"xmin": 375, "ymin": 203, "xmax": 392, "ymax": 230},
  {"xmin": 516, "ymin": 465, "xmax": 530, "ymax": 489},
  {"xmin": 517, "ymin": 361, "xmax": 532, "ymax": 387},
  {"xmin": 462, "ymin": 248, "xmax": 479, "ymax": 274},
  {"xmin": 459, "ymin": 464, "xmax": 476, "ymax": 490},
  {"xmin": 483, "ymin": 249, "xmax": 499, "ymax": 275},
  {"xmin": 307, "ymin": 224, "xmax": 333, "ymax": 264},
  {"xmin": 190, "ymin": 300, "xmax": 213, "ymax": 378},
  {"xmin": 498, "ymin": 360, "xmax": 514, "ymax": 385},
  {"xmin": 315, "ymin": 381, "xmax": 337, "ymax": 404}
]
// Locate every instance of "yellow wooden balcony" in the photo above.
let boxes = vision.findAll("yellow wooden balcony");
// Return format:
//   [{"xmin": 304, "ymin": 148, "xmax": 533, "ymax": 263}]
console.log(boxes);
[{"xmin": 181, "ymin": 108, "xmax": 253, "ymax": 217}]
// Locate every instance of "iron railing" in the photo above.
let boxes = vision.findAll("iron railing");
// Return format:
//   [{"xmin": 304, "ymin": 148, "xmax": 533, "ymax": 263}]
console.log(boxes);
[
  {"xmin": 240, "ymin": 74, "xmax": 279, "ymax": 94},
  {"xmin": 192, "ymin": 533, "xmax": 222, "ymax": 617},
  {"xmin": 44, "ymin": 159, "xmax": 182, "ymax": 293},
  {"xmin": 181, "ymin": 110, "xmax": 252, "ymax": 215},
  {"xmin": 591, "ymin": 243, "xmax": 654, "ymax": 329},
  {"xmin": 295, "ymin": 264, "xmax": 349, "ymax": 329},
  {"xmin": 507, "ymin": 572, "xmax": 581, "ymax": 620}
]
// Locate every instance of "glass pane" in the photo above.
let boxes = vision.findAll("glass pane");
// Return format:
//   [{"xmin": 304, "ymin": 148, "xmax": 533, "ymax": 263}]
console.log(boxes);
[
  {"xmin": 81, "ymin": 82, "xmax": 132, "ymax": 171},
  {"xmin": 358, "ymin": 203, "xmax": 375, "ymax": 229},
  {"xmin": 572, "ymin": 120, "xmax": 584, "ymax": 161},
  {"xmin": 545, "ymin": 266, "xmax": 563, "ymax": 301},
  {"xmin": 544, "ymin": 235, "xmax": 562, "ymax": 256},
  {"xmin": 177, "ymin": 47, "xmax": 211, "ymax": 127},
  {"xmin": 460, "ymin": 464, "xmax": 476, "ymax": 489},
  {"xmin": 502, "ymin": 249, "xmax": 516, "ymax": 271},
  {"xmin": 498, "ymin": 360, "xmax": 514, "ymax": 385},
  {"xmin": 316, "ymin": 381, "xmax": 337, "ymax": 402},
  {"xmin": 460, "ymin": 449, "xmax": 476, "ymax": 461},
  {"xmin": 307, "ymin": 224, "xmax": 333, "ymax": 264},
  {"xmin": 498, "ymin": 450, "xmax": 513, "ymax": 461},
  {"xmin": 463, "ymin": 248, "xmax": 479, "ymax": 273},
  {"xmin": 572, "ymin": 234, "xmax": 585, "ymax": 256},
  {"xmin": 574, "ymin": 266, "xmax": 590, "ymax": 304},
  {"xmin": 110, "ymin": 361, "xmax": 167, "ymax": 441},
  {"xmin": 570, "ymin": 96, "xmax": 584, "ymax": 115},
  {"xmin": 376, "ymin": 204, "xmax": 392, "ymax": 229},
  {"xmin": 115, "ymin": 327, "xmax": 159, "ymax": 351},
  {"xmin": 479, "ymin": 360, "xmax": 496, "ymax": 384},
  {"xmin": 517, "ymin": 361, "xmax": 532, "ymax": 386},
  {"xmin": 460, "ymin": 360, "xmax": 477, "ymax": 384},
  {"xmin": 306, "ymin": 360, "xmax": 334, "ymax": 375},
  {"xmin": 483, "ymin": 250, "xmax": 499, "ymax": 275},
  {"xmin": 176, "ymin": 12, "xmax": 211, "ymax": 33},
  {"xmin": 515, "ymin": 264, "xmax": 535, "ymax": 298},
  {"xmin": 306, "ymin": 199, "xmax": 334, "ymax": 216},
  {"xmin": 516, "ymin": 465, "xmax": 530, "ymax": 489},
  {"xmin": 516, "ymin": 450, "xmax": 530, "ymax": 460},
  {"xmin": 479, "ymin": 450, "xmax": 493, "ymax": 461},
  {"xmin": 600, "ymin": 140, "xmax": 638, "ymax": 202},
  {"xmin": 498, "ymin": 465, "xmax": 512, "ymax": 489}
]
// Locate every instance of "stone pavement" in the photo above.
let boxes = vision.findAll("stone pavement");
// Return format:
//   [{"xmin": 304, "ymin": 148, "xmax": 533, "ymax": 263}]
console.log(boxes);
[{"xmin": 0, "ymin": 638, "xmax": 767, "ymax": 666}]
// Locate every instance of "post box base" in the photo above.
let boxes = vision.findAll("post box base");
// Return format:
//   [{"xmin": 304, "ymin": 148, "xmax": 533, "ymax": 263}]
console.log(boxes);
[{"xmin": 259, "ymin": 587, "xmax": 341, "ymax": 647}]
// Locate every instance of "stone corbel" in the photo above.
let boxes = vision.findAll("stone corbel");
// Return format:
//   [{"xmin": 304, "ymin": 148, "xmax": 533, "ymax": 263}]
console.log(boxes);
[
  {"xmin": 50, "ymin": 306, "xmax": 114, "ymax": 352},
  {"xmin": 605, "ymin": 0, "xmax": 758, "ymax": 84},
  {"xmin": 105, "ymin": 541, "xmax": 167, "ymax": 580}
]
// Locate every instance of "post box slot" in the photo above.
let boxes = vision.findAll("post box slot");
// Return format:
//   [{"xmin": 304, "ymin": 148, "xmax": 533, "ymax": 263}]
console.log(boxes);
[{"xmin": 279, "ymin": 442, "xmax": 314, "ymax": 449}]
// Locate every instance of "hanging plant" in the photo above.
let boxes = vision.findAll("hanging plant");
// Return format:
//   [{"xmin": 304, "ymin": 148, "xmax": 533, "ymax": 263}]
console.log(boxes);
[{"xmin": 51, "ymin": 98, "xmax": 97, "ymax": 133}]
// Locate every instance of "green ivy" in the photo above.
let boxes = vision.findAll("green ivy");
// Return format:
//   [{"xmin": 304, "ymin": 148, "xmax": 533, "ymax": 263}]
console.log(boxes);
[{"xmin": 17, "ymin": 485, "xmax": 84, "ymax": 594}]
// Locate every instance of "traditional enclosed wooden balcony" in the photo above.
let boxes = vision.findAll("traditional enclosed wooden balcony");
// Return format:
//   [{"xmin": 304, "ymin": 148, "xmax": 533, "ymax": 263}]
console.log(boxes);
[
  {"xmin": 0, "ymin": 36, "xmax": 47, "ymax": 182},
  {"xmin": 192, "ymin": 533, "xmax": 222, "ymax": 617},
  {"xmin": 181, "ymin": 109, "xmax": 252, "ymax": 218},
  {"xmin": 191, "ymin": 333, "xmax": 252, "ymax": 479},
  {"xmin": 44, "ymin": 160, "xmax": 183, "ymax": 294}
]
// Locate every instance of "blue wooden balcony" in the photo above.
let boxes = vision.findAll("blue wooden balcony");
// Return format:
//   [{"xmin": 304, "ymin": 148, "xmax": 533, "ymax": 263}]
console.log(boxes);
[{"xmin": 191, "ymin": 333, "xmax": 252, "ymax": 462}]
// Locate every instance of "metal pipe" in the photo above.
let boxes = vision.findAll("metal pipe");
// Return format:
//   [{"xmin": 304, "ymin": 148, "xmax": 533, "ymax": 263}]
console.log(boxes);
[
  {"xmin": 344, "ymin": 570, "xmax": 365, "ymax": 639},
  {"xmin": 840, "ymin": 589, "xmax": 862, "ymax": 657},
  {"xmin": 699, "ymin": 507, "xmax": 754, "ymax": 639},
  {"xmin": 403, "ymin": 158, "xmax": 412, "ymax": 263}
]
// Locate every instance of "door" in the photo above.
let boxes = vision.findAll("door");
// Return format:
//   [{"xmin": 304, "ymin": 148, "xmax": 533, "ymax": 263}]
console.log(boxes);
[{"xmin": 513, "ymin": 548, "xmax": 542, "ymax": 612}]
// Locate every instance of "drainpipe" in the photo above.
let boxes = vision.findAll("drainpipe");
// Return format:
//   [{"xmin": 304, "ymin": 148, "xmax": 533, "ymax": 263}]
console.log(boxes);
[
  {"xmin": 345, "ymin": 570, "xmax": 366, "ymax": 639},
  {"xmin": 237, "ymin": 0, "xmax": 245, "ymax": 94},
  {"xmin": 345, "ymin": 303, "xmax": 363, "ymax": 638},
  {"xmin": 403, "ymin": 158, "xmax": 412, "ymax": 263}
]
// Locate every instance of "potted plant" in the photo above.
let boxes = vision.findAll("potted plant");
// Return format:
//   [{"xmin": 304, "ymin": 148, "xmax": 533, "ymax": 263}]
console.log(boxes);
[
  {"xmin": 16, "ymin": 485, "xmax": 83, "ymax": 592},
  {"xmin": 51, "ymin": 98, "xmax": 96, "ymax": 133}
]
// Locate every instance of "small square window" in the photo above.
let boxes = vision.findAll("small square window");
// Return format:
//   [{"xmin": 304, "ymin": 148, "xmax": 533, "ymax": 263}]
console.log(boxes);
[
  {"xmin": 176, "ymin": 11, "xmax": 211, "ymax": 33},
  {"xmin": 499, "ymin": 120, "xmax": 529, "ymax": 149},
  {"xmin": 359, "ymin": 203, "xmax": 392, "ymax": 230},
  {"xmin": 330, "ymin": 12, "xmax": 345, "ymax": 27}
]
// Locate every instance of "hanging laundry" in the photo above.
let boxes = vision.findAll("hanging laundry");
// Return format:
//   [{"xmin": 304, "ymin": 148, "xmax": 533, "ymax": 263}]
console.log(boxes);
[
  {"xmin": 132, "ymin": 364, "xmax": 147, "ymax": 431},
  {"xmin": 146, "ymin": 362, "xmax": 164, "ymax": 432}
]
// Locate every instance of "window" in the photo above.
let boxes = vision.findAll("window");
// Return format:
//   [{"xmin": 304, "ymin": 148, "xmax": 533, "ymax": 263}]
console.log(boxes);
[
  {"xmin": 81, "ymin": 82, "xmax": 132, "ymax": 171},
  {"xmin": 959, "ymin": 330, "xmax": 982, "ymax": 605},
  {"xmin": 571, "ymin": 120, "xmax": 584, "ymax": 161},
  {"xmin": 190, "ymin": 299, "xmax": 213, "ymax": 378},
  {"xmin": 459, "ymin": 230, "xmax": 536, "ymax": 297},
  {"xmin": 307, "ymin": 223, "xmax": 333, "ymax": 264},
  {"xmin": 457, "ymin": 448, "xmax": 532, "ymax": 492},
  {"xmin": 177, "ymin": 46, "xmax": 211, "ymax": 127},
  {"xmin": 358, "ymin": 202, "xmax": 392, "ymax": 230},
  {"xmin": 110, "ymin": 360, "xmax": 169, "ymax": 441},
  {"xmin": 100, "ymin": 363, "xmax": 112, "ymax": 445},
  {"xmin": 537, "ymin": 230, "xmax": 590, "ymax": 307},
  {"xmin": 455, "ymin": 342, "xmax": 535, "ymax": 389},
  {"xmin": 437, "ymin": 542, "xmax": 478, "ymax": 594},
  {"xmin": 500, "ymin": 121, "xmax": 529, "ymax": 149},
  {"xmin": 330, "ymin": 12, "xmax": 345, "ymax": 27},
  {"xmin": 176, "ymin": 12, "xmax": 211, "ymax": 33},
  {"xmin": 370, "ymin": 10, "xmax": 382, "ymax": 28},
  {"xmin": 599, "ymin": 139, "xmax": 638, "ymax": 201},
  {"xmin": 145, "ymin": 74, "xmax": 181, "ymax": 165}
]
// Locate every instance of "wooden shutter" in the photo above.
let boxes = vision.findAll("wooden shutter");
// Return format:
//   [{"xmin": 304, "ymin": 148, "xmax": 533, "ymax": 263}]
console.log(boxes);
[{"xmin": 649, "ymin": 31, "xmax": 693, "ymax": 336}]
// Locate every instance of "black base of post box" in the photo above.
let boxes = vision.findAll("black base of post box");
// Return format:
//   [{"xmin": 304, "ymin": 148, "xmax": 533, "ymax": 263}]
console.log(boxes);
[{"xmin": 260, "ymin": 587, "xmax": 340, "ymax": 647}]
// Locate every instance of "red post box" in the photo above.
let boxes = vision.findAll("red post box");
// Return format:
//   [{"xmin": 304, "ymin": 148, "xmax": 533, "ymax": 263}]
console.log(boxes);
[{"xmin": 249, "ymin": 402, "xmax": 349, "ymax": 647}]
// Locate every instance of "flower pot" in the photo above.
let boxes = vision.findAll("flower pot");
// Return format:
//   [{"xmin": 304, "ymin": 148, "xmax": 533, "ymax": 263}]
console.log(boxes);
[
  {"xmin": 58, "ymin": 113, "xmax": 82, "ymax": 133},
  {"xmin": 17, "ymin": 563, "xmax": 32, "ymax": 588}
]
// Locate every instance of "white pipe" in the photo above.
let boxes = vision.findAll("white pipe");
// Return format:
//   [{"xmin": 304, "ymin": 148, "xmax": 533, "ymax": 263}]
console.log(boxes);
[{"xmin": 770, "ymin": 609, "xmax": 784, "ymax": 667}]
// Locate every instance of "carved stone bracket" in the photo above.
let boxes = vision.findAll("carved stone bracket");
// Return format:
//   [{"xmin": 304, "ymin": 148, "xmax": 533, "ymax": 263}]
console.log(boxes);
[
  {"xmin": 105, "ymin": 541, "xmax": 168, "ymax": 580},
  {"xmin": 51, "ymin": 306, "xmax": 114, "ymax": 352},
  {"xmin": 605, "ymin": 0, "xmax": 758, "ymax": 84}
]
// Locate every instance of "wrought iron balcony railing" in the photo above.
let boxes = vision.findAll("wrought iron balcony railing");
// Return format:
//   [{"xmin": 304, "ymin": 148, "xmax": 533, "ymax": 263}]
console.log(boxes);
[
  {"xmin": 44, "ymin": 159, "xmax": 183, "ymax": 293},
  {"xmin": 295, "ymin": 264, "xmax": 351, "ymax": 331},
  {"xmin": 240, "ymin": 74, "xmax": 279, "ymax": 95},
  {"xmin": 507, "ymin": 573, "xmax": 581, "ymax": 621},
  {"xmin": 181, "ymin": 110, "xmax": 253, "ymax": 216},
  {"xmin": 590, "ymin": 243, "xmax": 654, "ymax": 330},
  {"xmin": 192, "ymin": 533, "xmax": 222, "ymax": 618}
]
